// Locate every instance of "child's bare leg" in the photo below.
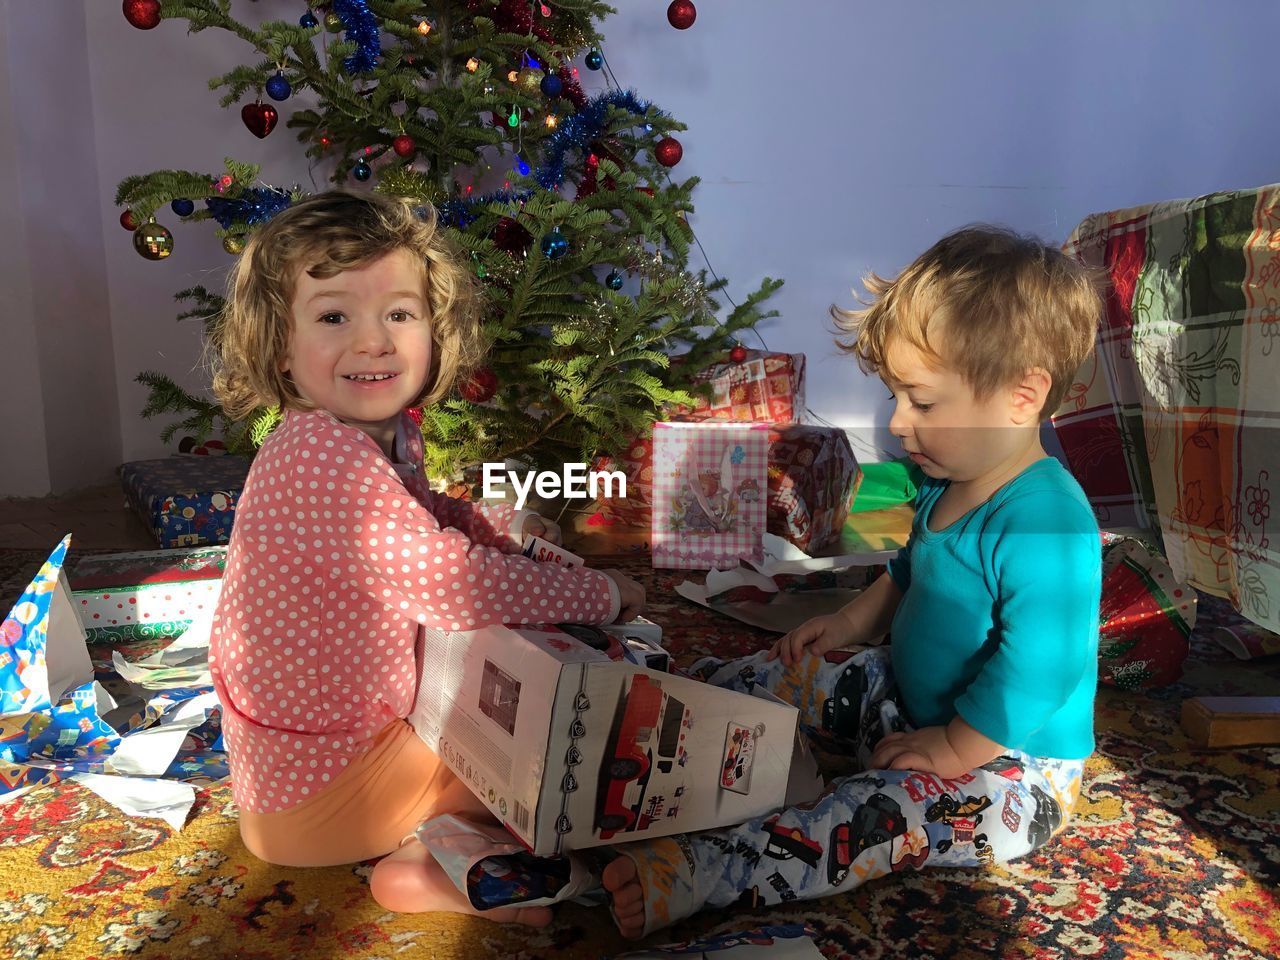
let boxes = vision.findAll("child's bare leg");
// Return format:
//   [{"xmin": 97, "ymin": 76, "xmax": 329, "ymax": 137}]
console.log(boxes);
[{"xmin": 369, "ymin": 839, "xmax": 552, "ymax": 925}]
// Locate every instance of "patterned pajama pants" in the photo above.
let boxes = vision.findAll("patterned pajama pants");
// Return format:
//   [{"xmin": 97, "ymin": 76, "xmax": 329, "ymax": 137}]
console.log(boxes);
[{"xmin": 619, "ymin": 648, "xmax": 1085, "ymax": 937}]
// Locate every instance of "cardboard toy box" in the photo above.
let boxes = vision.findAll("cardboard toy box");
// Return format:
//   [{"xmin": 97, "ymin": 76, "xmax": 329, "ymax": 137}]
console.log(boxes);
[{"xmin": 408, "ymin": 622, "xmax": 814, "ymax": 856}]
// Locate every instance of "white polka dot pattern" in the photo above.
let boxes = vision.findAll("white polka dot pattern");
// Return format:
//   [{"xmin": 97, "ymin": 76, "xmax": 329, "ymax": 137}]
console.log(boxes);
[{"xmin": 208, "ymin": 410, "xmax": 617, "ymax": 813}]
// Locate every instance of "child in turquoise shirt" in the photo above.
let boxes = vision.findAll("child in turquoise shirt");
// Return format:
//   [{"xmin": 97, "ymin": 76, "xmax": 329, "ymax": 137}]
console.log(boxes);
[{"xmin": 603, "ymin": 224, "xmax": 1105, "ymax": 937}]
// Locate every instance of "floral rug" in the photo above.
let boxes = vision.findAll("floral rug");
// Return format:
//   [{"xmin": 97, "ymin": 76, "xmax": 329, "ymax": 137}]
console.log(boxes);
[{"xmin": 0, "ymin": 550, "xmax": 1277, "ymax": 959}]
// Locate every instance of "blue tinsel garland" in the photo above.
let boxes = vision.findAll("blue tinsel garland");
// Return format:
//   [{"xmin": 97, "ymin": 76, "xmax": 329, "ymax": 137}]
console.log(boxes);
[
  {"xmin": 204, "ymin": 92, "xmax": 663, "ymax": 231},
  {"xmin": 205, "ymin": 187, "xmax": 294, "ymax": 229},
  {"xmin": 333, "ymin": 0, "xmax": 380, "ymax": 75},
  {"xmin": 436, "ymin": 91, "xmax": 663, "ymax": 228},
  {"xmin": 534, "ymin": 89, "xmax": 659, "ymax": 190}
]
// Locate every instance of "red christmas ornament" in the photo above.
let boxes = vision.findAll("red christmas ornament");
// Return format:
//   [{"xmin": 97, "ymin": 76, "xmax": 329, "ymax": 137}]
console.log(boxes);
[
  {"xmin": 459, "ymin": 367, "xmax": 498, "ymax": 403},
  {"xmin": 240, "ymin": 102, "xmax": 279, "ymax": 139},
  {"xmin": 392, "ymin": 134, "xmax": 416, "ymax": 158},
  {"xmin": 654, "ymin": 136, "xmax": 683, "ymax": 167},
  {"xmin": 119, "ymin": 209, "xmax": 138, "ymax": 231},
  {"xmin": 667, "ymin": 0, "xmax": 697, "ymax": 29},
  {"xmin": 405, "ymin": 406, "xmax": 425, "ymax": 425},
  {"xmin": 123, "ymin": 0, "xmax": 161, "ymax": 30},
  {"xmin": 729, "ymin": 344, "xmax": 748, "ymax": 363},
  {"xmin": 492, "ymin": 217, "xmax": 532, "ymax": 256}
]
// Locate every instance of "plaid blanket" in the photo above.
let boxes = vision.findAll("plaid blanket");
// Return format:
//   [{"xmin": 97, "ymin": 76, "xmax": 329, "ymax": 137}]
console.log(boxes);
[{"xmin": 1053, "ymin": 183, "xmax": 1280, "ymax": 633}]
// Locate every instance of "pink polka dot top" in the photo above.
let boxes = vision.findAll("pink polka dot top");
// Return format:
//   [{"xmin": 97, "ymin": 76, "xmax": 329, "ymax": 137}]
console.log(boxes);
[{"xmin": 209, "ymin": 409, "xmax": 620, "ymax": 813}]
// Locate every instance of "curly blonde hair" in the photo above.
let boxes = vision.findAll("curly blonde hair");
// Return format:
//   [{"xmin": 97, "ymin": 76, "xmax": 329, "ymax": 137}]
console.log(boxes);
[
  {"xmin": 832, "ymin": 225, "xmax": 1103, "ymax": 419},
  {"xmin": 211, "ymin": 189, "xmax": 485, "ymax": 419}
]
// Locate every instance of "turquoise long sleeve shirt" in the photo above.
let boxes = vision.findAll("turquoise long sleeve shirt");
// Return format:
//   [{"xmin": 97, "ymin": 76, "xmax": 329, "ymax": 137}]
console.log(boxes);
[{"xmin": 886, "ymin": 457, "xmax": 1101, "ymax": 759}]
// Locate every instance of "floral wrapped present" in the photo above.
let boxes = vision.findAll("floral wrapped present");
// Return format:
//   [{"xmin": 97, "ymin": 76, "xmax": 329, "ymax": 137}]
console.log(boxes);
[
  {"xmin": 679, "ymin": 349, "xmax": 806, "ymax": 423},
  {"xmin": 120, "ymin": 455, "xmax": 250, "ymax": 548},
  {"xmin": 1098, "ymin": 534, "xmax": 1198, "ymax": 690},
  {"xmin": 68, "ymin": 546, "xmax": 226, "ymax": 669},
  {"xmin": 767, "ymin": 424, "xmax": 861, "ymax": 553},
  {"xmin": 651, "ymin": 422, "xmax": 769, "ymax": 570}
]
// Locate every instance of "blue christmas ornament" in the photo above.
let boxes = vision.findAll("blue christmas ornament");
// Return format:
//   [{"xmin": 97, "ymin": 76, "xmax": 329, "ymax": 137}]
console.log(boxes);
[
  {"xmin": 541, "ymin": 227, "xmax": 569, "ymax": 260},
  {"xmin": 266, "ymin": 72, "xmax": 292, "ymax": 101},
  {"xmin": 585, "ymin": 49, "xmax": 603, "ymax": 70},
  {"xmin": 352, "ymin": 159, "xmax": 372, "ymax": 182},
  {"xmin": 300, "ymin": 10, "xmax": 318, "ymax": 28},
  {"xmin": 605, "ymin": 270, "xmax": 624, "ymax": 290},
  {"xmin": 539, "ymin": 73, "xmax": 563, "ymax": 97},
  {"xmin": 170, "ymin": 198, "xmax": 195, "ymax": 217}
]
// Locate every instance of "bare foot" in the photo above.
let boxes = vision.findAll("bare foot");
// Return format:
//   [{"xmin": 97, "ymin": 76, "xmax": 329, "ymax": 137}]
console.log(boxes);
[
  {"xmin": 603, "ymin": 854, "xmax": 646, "ymax": 939},
  {"xmin": 370, "ymin": 842, "xmax": 553, "ymax": 927}
]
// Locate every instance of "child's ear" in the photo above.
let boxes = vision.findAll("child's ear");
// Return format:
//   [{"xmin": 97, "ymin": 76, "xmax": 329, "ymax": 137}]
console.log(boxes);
[{"xmin": 1010, "ymin": 367, "xmax": 1051, "ymax": 424}]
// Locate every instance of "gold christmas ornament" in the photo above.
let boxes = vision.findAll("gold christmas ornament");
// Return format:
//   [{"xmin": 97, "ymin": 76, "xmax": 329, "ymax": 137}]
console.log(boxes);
[
  {"xmin": 223, "ymin": 235, "xmax": 245, "ymax": 255},
  {"xmin": 324, "ymin": 11, "xmax": 343, "ymax": 31},
  {"xmin": 466, "ymin": 57, "xmax": 480, "ymax": 72},
  {"xmin": 518, "ymin": 68, "xmax": 543, "ymax": 94},
  {"xmin": 132, "ymin": 220, "xmax": 174, "ymax": 260}
]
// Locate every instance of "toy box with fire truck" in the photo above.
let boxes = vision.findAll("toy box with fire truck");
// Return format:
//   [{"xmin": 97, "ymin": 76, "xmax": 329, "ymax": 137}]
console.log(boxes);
[{"xmin": 408, "ymin": 620, "xmax": 815, "ymax": 856}]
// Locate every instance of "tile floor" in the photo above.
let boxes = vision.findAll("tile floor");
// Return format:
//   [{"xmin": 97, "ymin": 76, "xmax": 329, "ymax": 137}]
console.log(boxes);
[{"xmin": 0, "ymin": 484, "xmax": 158, "ymax": 552}]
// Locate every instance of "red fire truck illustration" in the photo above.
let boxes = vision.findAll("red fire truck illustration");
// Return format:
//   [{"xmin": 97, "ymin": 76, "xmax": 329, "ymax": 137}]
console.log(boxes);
[
  {"xmin": 761, "ymin": 815, "xmax": 824, "ymax": 867},
  {"xmin": 595, "ymin": 674, "xmax": 689, "ymax": 839}
]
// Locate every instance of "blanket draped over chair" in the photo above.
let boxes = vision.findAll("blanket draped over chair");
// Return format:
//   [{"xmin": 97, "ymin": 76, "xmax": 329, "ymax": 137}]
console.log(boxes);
[{"xmin": 1053, "ymin": 183, "xmax": 1280, "ymax": 633}]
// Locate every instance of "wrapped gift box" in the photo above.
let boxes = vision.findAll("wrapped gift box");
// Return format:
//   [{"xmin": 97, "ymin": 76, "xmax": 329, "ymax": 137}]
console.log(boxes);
[
  {"xmin": 651, "ymin": 422, "xmax": 769, "ymax": 570},
  {"xmin": 1097, "ymin": 534, "xmax": 1197, "ymax": 690},
  {"xmin": 680, "ymin": 349, "xmax": 807, "ymax": 423},
  {"xmin": 68, "ymin": 546, "xmax": 226, "ymax": 667},
  {"xmin": 120, "ymin": 456, "xmax": 250, "ymax": 549},
  {"xmin": 595, "ymin": 423, "xmax": 859, "ymax": 554},
  {"xmin": 767, "ymin": 424, "xmax": 861, "ymax": 553}
]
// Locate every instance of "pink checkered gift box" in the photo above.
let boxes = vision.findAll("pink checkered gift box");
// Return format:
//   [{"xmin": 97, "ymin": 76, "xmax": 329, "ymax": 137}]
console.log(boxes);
[{"xmin": 651, "ymin": 422, "xmax": 769, "ymax": 570}]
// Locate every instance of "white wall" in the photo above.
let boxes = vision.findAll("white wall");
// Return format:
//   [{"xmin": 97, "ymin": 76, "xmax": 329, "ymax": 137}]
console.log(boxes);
[
  {"xmin": 600, "ymin": 0, "xmax": 1280, "ymax": 457},
  {"xmin": 2, "ymin": 0, "xmax": 120, "ymax": 495},
  {"xmin": 0, "ymin": 2, "xmax": 49, "ymax": 497},
  {"xmin": 4, "ymin": 0, "xmax": 1280, "ymax": 495}
]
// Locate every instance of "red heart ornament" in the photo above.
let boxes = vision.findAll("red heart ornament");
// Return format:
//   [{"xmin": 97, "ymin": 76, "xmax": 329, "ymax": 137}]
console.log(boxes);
[{"xmin": 240, "ymin": 102, "xmax": 278, "ymax": 139}]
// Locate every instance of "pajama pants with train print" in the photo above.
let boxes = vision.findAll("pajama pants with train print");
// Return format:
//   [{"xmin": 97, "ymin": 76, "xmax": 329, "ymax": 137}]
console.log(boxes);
[{"xmin": 616, "ymin": 647, "xmax": 1085, "ymax": 937}]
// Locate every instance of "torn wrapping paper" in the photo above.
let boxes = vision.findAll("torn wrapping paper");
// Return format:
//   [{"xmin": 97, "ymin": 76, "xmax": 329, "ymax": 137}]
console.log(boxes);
[
  {"xmin": 1, "ymin": 536, "xmax": 223, "ymax": 819},
  {"xmin": 674, "ymin": 535, "xmax": 894, "ymax": 634},
  {"xmin": 415, "ymin": 813, "xmax": 600, "ymax": 910},
  {"xmin": 610, "ymin": 924, "xmax": 824, "ymax": 958},
  {"xmin": 651, "ymin": 422, "xmax": 769, "ymax": 570},
  {"xmin": 1098, "ymin": 533, "xmax": 1198, "ymax": 690}
]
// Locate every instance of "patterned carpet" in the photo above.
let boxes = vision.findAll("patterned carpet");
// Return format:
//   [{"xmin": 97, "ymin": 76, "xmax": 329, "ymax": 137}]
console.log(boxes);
[{"xmin": 0, "ymin": 549, "xmax": 1277, "ymax": 959}]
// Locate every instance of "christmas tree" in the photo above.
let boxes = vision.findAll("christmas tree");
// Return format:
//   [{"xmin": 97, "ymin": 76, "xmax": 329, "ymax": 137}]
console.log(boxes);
[{"xmin": 116, "ymin": 0, "xmax": 780, "ymax": 479}]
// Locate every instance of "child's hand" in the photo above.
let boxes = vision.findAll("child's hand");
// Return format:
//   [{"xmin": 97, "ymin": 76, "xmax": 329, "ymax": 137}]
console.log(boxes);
[
  {"xmin": 600, "ymin": 569, "xmax": 646, "ymax": 623},
  {"xmin": 522, "ymin": 514, "xmax": 562, "ymax": 545},
  {"xmin": 869, "ymin": 726, "xmax": 968, "ymax": 780},
  {"xmin": 767, "ymin": 612, "xmax": 856, "ymax": 666}
]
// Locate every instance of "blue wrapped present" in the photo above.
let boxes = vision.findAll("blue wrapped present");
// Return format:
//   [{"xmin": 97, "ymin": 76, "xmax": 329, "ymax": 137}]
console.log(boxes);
[{"xmin": 119, "ymin": 456, "xmax": 250, "ymax": 549}]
